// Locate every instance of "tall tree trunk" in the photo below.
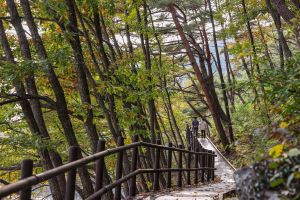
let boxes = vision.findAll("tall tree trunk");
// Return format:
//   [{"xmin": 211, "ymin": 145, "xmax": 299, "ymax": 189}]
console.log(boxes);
[
  {"xmin": 64, "ymin": 0, "xmax": 99, "ymax": 154},
  {"xmin": 144, "ymin": 5, "xmax": 157, "ymax": 145},
  {"xmin": 148, "ymin": 7, "xmax": 184, "ymax": 146},
  {"xmin": 19, "ymin": 0, "xmax": 69, "ymax": 194},
  {"xmin": 266, "ymin": 0, "xmax": 292, "ymax": 61},
  {"xmin": 241, "ymin": 0, "xmax": 263, "ymax": 80},
  {"xmin": 64, "ymin": 3, "xmax": 116, "ymax": 199},
  {"xmin": 93, "ymin": 8, "xmax": 123, "ymax": 140},
  {"xmin": 200, "ymin": 22, "xmax": 230, "ymax": 123},
  {"xmin": 271, "ymin": 0, "xmax": 296, "ymax": 22},
  {"xmin": 0, "ymin": 19, "xmax": 63, "ymax": 200},
  {"xmin": 230, "ymin": 7, "xmax": 258, "ymax": 98},
  {"xmin": 271, "ymin": 0, "xmax": 300, "ymax": 45},
  {"xmin": 61, "ymin": 0, "xmax": 107, "ymax": 196},
  {"xmin": 208, "ymin": 0, "xmax": 234, "ymax": 143},
  {"xmin": 92, "ymin": 4, "xmax": 138, "ymax": 196},
  {"xmin": 241, "ymin": 0, "xmax": 270, "ymax": 120},
  {"xmin": 215, "ymin": 0, "xmax": 236, "ymax": 110},
  {"xmin": 257, "ymin": 20, "xmax": 275, "ymax": 69},
  {"xmin": 134, "ymin": 0, "xmax": 157, "ymax": 144},
  {"xmin": 223, "ymin": 38, "xmax": 236, "ymax": 110},
  {"xmin": 168, "ymin": 4, "xmax": 230, "ymax": 151}
]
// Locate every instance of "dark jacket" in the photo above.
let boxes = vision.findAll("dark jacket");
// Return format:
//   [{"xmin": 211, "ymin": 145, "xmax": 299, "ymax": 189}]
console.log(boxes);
[{"xmin": 192, "ymin": 119, "xmax": 199, "ymax": 128}]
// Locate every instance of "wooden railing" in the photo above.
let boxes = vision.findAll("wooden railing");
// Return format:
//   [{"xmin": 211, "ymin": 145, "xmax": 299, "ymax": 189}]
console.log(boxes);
[{"xmin": 0, "ymin": 129, "xmax": 216, "ymax": 200}]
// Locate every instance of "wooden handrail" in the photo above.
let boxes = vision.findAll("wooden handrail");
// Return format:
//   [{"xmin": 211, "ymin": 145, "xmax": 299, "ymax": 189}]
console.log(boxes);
[
  {"xmin": 140, "ymin": 142, "xmax": 216, "ymax": 155},
  {"xmin": 0, "ymin": 133, "xmax": 216, "ymax": 200},
  {"xmin": 0, "ymin": 142, "xmax": 141, "ymax": 197}
]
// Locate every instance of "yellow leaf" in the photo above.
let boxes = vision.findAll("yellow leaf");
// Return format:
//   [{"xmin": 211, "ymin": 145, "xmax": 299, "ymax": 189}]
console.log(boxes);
[
  {"xmin": 280, "ymin": 122, "xmax": 288, "ymax": 129},
  {"xmin": 269, "ymin": 144, "xmax": 284, "ymax": 158}
]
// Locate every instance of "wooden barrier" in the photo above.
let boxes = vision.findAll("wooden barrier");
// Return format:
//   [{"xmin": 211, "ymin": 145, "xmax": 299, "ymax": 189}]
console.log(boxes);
[{"xmin": 0, "ymin": 130, "xmax": 216, "ymax": 200}]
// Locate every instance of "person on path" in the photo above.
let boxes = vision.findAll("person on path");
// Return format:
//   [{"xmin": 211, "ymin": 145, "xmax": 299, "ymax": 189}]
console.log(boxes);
[
  {"xmin": 201, "ymin": 118, "xmax": 208, "ymax": 138},
  {"xmin": 192, "ymin": 117, "xmax": 199, "ymax": 138}
]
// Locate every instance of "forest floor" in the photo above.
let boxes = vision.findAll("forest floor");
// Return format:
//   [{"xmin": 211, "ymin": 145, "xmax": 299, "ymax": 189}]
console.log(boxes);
[{"xmin": 134, "ymin": 138, "xmax": 236, "ymax": 200}]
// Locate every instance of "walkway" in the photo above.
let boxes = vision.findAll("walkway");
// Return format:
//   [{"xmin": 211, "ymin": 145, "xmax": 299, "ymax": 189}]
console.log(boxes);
[{"xmin": 135, "ymin": 138, "xmax": 236, "ymax": 200}]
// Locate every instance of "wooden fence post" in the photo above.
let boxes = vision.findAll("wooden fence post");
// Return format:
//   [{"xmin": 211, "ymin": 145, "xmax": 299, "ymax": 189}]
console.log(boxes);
[
  {"xmin": 207, "ymin": 150, "xmax": 212, "ymax": 181},
  {"xmin": 65, "ymin": 146, "xmax": 79, "ymax": 200},
  {"xmin": 212, "ymin": 152, "xmax": 215, "ymax": 181},
  {"xmin": 194, "ymin": 146, "xmax": 199, "ymax": 184},
  {"xmin": 129, "ymin": 135, "xmax": 139, "ymax": 196},
  {"xmin": 187, "ymin": 146, "xmax": 191, "ymax": 185},
  {"xmin": 177, "ymin": 144, "xmax": 183, "ymax": 188},
  {"xmin": 206, "ymin": 150, "xmax": 209, "ymax": 182},
  {"xmin": 167, "ymin": 142, "xmax": 172, "ymax": 188},
  {"xmin": 95, "ymin": 140, "xmax": 106, "ymax": 195},
  {"xmin": 201, "ymin": 148, "xmax": 205, "ymax": 183},
  {"xmin": 153, "ymin": 139, "xmax": 161, "ymax": 191},
  {"xmin": 115, "ymin": 136, "xmax": 124, "ymax": 200},
  {"xmin": 20, "ymin": 159, "xmax": 33, "ymax": 200},
  {"xmin": 192, "ymin": 130, "xmax": 197, "ymax": 151}
]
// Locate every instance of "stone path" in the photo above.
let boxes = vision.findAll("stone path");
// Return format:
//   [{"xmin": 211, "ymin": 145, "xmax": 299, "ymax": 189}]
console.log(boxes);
[{"xmin": 135, "ymin": 138, "xmax": 236, "ymax": 200}]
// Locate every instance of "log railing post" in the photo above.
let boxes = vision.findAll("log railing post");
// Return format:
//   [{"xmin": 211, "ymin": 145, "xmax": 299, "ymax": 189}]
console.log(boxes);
[
  {"xmin": 115, "ymin": 136, "xmax": 124, "ymax": 200},
  {"xmin": 189, "ymin": 129, "xmax": 192, "ymax": 151},
  {"xmin": 194, "ymin": 146, "xmax": 199, "ymax": 184},
  {"xmin": 167, "ymin": 142, "xmax": 172, "ymax": 188},
  {"xmin": 129, "ymin": 135, "xmax": 139, "ymax": 196},
  {"xmin": 205, "ymin": 149, "xmax": 209, "ymax": 182},
  {"xmin": 192, "ymin": 130, "xmax": 197, "ymax": 151},
  {"xmin": 186, "ymin": 146, "xmax": 191, "ymax": 185},
  {"xmin": 177, "ymin": 144, "xmax": 183, "ymax": 188},
  {"xmin": 95, "ymin": 140, "xmax": 106, "ymax": 196},
  {"xmin": 19, "ymin": 159, "xmax": 33, "ymax": 200},
  {"xmin": 201, "ymin": 148, "xmax": 205, "ymax": 183},
  {"xmin": 153, "ymin": 138, "xmax": 161, "ymax": 191},
  {"xmin": 207, "ymin": 150, "xmax": 211, "ymax": 181},
  {"xmin": 204, "ymin": 149, "xmax": 209, "ymax": 181},
  {"xmin": 65, "ymin": 146, "xmax": 79, "ymax": 200},
  {"xmin": 212, "ymin": 152, "xmax": 215, "ymax": 181},
  {"xmin": 207, "ymin": 150, "xmax": 212, "ymax": 181}
]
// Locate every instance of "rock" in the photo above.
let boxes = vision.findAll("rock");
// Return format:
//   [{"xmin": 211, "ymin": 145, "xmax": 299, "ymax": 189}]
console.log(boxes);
[
  {"xmin": 234, "ymin": 167, "xmax": 256, "ymax": 200},
  {"xmin": 234, "ymin": 167, "xmax": 281, "ymax": 200}
]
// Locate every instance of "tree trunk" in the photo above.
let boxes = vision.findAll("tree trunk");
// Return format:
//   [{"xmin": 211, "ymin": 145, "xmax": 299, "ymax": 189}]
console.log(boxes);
[
  {"xmin": 200, "ymin": 22, "xmax": 230, "ymax": 123},
  {"xmin": 266, "ymin": 0, "xmax": 292, "ymax": 60},
  {"xmin": 257, "ymin": 20, "xmax": 275, "ymax": 69},
  {"xmin": 207, "ymin": 0, "xmax": 234, "ymax": 143},
  {"xmin": 271, "ymin": 0, "xmax": 296, "ymax": 22},
  {"xmin": 0, "ymin": 18, "xmax": 63, "ymax": 200},
  {"xmin": 168, "ymin": 4, "xmax": 230, "ymax": 151}
]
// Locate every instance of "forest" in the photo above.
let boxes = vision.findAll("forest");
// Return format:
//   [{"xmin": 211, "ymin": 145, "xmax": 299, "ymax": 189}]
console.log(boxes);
[{"xmin": 0, "ymin": 0, "xmax": 299, "ymax": 199}]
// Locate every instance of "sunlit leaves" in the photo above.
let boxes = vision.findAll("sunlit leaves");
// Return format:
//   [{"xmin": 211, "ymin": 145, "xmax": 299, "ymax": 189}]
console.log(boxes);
[{"xmin": 269, "ymin": 144, "xmax": 284, "ymax": 158}]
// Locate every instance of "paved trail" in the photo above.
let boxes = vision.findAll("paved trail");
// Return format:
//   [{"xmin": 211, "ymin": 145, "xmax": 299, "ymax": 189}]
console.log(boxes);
[{"xmin": 135, "ymin": 138, "xmax": 236, "ymax": 200}]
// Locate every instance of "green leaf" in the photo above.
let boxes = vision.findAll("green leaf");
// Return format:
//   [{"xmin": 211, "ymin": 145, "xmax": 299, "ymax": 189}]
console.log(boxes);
[
  {"xmin": 270, "ymin": 178, "xmax": 284, "ymax": 188},
  {"xmin": 268, "ymin": 162, "xmax": 278, "ymax": 170}
]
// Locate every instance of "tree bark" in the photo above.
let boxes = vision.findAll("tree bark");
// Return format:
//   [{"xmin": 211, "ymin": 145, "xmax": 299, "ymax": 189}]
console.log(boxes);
[
  {"xmin": 257, "ymin": 20, "xmax": 275, "ymax": 69},
  {"xmin": 271, "ymin": 0, "xmax": 296, "ymax": 22},
  {"xmin": 168, "ymin": 4, "xmax": 230, "ymax": 151},
  {"xmin": 266, "ymin": 0, "xmax": 292, "ymax": 60},
  {"xmin": 208, "ymin": 0, "xmax": 234, "ymax": 143},
  {"xmin": 0, "ymin": 18, "xmax": 63, "ymax": 200}
]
